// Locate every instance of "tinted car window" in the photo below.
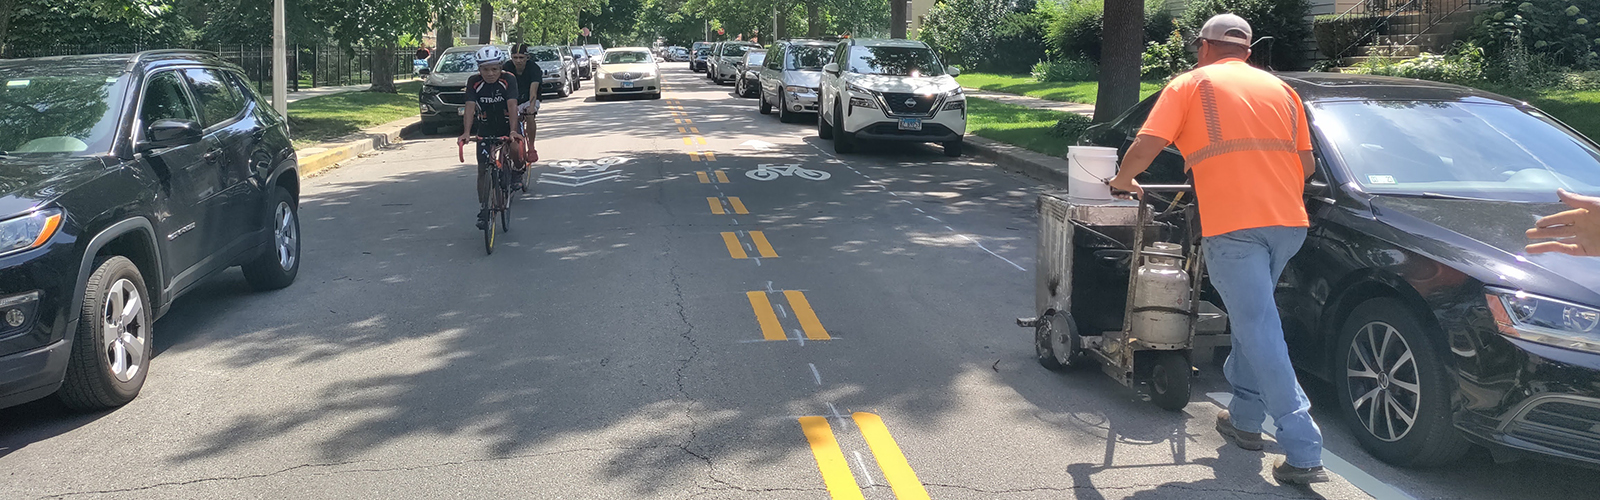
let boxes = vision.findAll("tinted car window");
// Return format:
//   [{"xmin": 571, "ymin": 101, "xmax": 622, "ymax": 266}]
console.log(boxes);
[
  {"xmin": 721, "ymin": 44, "xmax": 751, "ymax": 57},
  {"xmin": 0, "ymin": 58, "xmax": 129, "ymax": 155},
  {"xmin": 436, "ymin": 51, "xmax": 479, "ymax": 73},
  {"xmin": 846, "ymin": 46, "xmax": 945, "ymax": 77},
  {"xmin": 226, "ymin": 71, "xmax": 279, "ymax": 124},
  {"xmin": 787, "ymin": 45, "xmax": 833, "ymax": 70},
  {"xmin": 186, "ymin": 68, "xmax": 246, "ymax": 127},
  {"xmin": 603, "ymin": 51, "xmax": 652, "ymax": 64},
  {"xmin": 766, "ymin": 46, "xmax": 783, "ymax": 70},
  {"xmin": 746, "ymin": 51, "xmax": 766, "ymax": 66},
  {"xmin": 142, "ymin": 71, "xmax": 199, "ymax": 129},
  {"xmin": 528, "ymin": 47, "xmax": 562, "ymax": 62}
]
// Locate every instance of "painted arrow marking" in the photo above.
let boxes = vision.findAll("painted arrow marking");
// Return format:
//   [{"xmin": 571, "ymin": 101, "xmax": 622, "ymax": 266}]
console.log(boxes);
[
  {"xmin": 537, "ymin": 172, "xmax": 622, "ymax": 186},
  {"xmin": 740, "ymin": 139, "xmax": 777, "ymax": 151}
]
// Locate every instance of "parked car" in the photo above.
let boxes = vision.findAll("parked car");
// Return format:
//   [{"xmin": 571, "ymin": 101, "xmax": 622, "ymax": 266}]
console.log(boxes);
[
  {"xmin": 818, "ymin": 38, "xmax": 965, "ymax": 156},
  {"xmin": 758, "ymin": 39, "xmax": 836, "ymax": 122},
  {"xmin": 527, "ymin": 45, "xmax": 578, "ymax": 97},
  {"xmin": 568, "ymin": 46, "xmax": 593, "ymax": 80},
  {"xmin": 1080, "ymin": 72, "xmax": 1600, "ymax": 470},
  {"xmin": 709, "ymin": 41, "xmax": 758, "ymax": 84},
  {"xmin": 666, "ymin": 46, "xmax": 690, "ymax": 62},
  {"xmin": 690, "ymin": 45, "xmax": 711, "ymax": 72},
  {"xmin": 0, "ymin": 50, "xmax": 302, "ymax": 411},
  {"xmin": 419, "ymin": 44, "xmax": 509, "ymax": 135},
  {"xmin": 583, "ymin": 44, "xmax": 604, "ymax": 75},
  {"xmin": 734, "ymin": 49, "xmax": 767, "ymax": 98},
  {"xmin": 594, "ymin": 48, "xmax": 662, "ymax": 101}
]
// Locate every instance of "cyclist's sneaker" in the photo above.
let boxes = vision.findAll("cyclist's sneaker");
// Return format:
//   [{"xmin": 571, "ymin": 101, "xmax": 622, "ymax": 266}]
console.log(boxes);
[{"xmin": 476, "ymin": 209, "xmax": 489, "ymax": 229}]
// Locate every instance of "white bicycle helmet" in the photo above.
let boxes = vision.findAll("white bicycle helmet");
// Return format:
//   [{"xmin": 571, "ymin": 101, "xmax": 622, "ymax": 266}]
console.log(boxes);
[{"xmin": 474, "ymin": 46, "xmax": 507, "ymax": 66}]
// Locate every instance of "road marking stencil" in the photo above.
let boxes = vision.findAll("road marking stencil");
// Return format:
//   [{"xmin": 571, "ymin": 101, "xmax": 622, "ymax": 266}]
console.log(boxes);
[
  {"xmin": 746, "ymin": 164, "xmax": 831, "ymax": 182},
  {"xmin": 535, "ymin": 157, "xmax": 628, "ymax": 186}
]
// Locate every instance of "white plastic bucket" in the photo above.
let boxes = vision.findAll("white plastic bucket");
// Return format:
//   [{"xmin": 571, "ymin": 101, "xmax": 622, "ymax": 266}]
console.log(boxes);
[{"xmin": 1066, "ymin": 145, "xmax": 1120, "ymax": 200}]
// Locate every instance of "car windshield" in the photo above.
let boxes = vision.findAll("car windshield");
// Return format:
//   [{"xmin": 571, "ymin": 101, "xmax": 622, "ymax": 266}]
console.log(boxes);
[
  {"xmin": 746, "ymin": 52, "xmax": 766, "ymax": 65},
  {"xmin": 846, "ymin": 45, "xmax": 945, "ymax": 77},
  {"xmin": 436, "ymin": 51, "xmax": 480, "ymax": 73},
  {"xmin": 604, "ymin": 51, "xmax": 652, "ymax": 64},
  {"xmin": 586, "ymin": 47, "xmax": 603, "ymax": 56},
  {"xmin": 721, "ymin": 44, "xmax": 750, "ymax": 57},
  {"xmin": 787, "ymin": 45, "xmax": 834, "ymax": 70},
  {"xmin": 0, "ymin": 58, "xmax": 130, "ymax": 156},
  {"xmin": 1314, "ymin": 99, "xmax": 1600, "ymax": 201},
  {"xmin": 528, "ymin": 48, "xmax": 561, "ymax": 62},
  {"xmin": 695, "ymin": 49, "xmax": 709, "ymax": 57}
]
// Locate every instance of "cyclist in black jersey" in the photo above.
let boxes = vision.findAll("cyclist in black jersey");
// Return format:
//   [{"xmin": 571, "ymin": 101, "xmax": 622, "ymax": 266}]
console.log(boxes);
[
  {"xmin": 457, "ymin": 46, "xmax": 522, "ymax": 230},
  {"xmin": 504, "ymin": 43, "xmax": 544, "ymax": 189}
]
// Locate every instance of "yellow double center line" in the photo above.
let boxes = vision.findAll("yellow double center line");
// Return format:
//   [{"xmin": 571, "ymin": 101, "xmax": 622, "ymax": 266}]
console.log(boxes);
[
  {"xmin": 746, "ymin": 290, "xmax": 828, "ymax": 341},
  {"xmin": 707, "ymin": 196, "xmax": 748, "ymax": 215},
  {"xmin": 800, "ymin": 412, "xmax": 930, "ymax": 500},
  {"xmin": 721, "ymin": 231, "xmax": 777, "ymax": 259}
]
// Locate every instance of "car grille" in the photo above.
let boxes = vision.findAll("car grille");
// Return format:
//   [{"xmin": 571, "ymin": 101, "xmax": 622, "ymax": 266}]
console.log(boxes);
[
  {"xmin": 610, "ymin": 87, "xmax": 650, "ymax": 93},
  {"xmin": 879, "ymin": 92, "xmax": 941, "ymax": 117},
  {"xmin": 862, "ymin": 122, "xmax": 956, "ymax": 138},
  {"xmin": 1504, "ymin": 397, "xmax": 1600, "ymax": 461},
  {"xmin": 612, "ymin": 72, "xmax": 642, "ymax": 80},
  {"xmin": 438, "ymin": 92, "xmax": 466, "ymax": 105}
]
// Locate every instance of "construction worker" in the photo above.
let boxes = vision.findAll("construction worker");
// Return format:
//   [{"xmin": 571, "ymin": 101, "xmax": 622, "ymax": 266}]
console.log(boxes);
[
  {"xmin": 1527, "ymin": 189, "xmax": 1600, "ymax": 256},
  {"xmin": 1106, "ymin": 13, "xmax": 1327, "ymax": 485}
]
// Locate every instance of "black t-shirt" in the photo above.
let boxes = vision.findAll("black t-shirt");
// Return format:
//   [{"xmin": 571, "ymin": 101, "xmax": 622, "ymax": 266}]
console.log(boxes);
[
  {"xmin": 502, "ymin": 60, "xmax": 543, "ymax": 102},
  {"xmin": 464, "ymin": 73, "xmax": 520, "ymax": 136}
]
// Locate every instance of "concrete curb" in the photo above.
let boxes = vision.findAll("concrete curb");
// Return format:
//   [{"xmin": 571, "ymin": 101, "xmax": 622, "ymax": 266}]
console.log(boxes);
[
  {"xmin": 961, "ymin": 135, "xmax": 1075, "ymax": 189},
  {"xmin": 296, "ymin": 116, "xmax": 423, "ymax": 177}
]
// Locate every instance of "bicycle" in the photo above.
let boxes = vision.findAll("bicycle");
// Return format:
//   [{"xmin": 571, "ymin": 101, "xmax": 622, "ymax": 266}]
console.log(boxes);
[{"xmin": 459, "ymin": 136, "xmax": 517, "ymax": 254}]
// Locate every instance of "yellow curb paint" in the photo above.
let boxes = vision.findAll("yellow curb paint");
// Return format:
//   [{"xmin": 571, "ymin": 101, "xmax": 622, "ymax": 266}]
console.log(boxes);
[
  {"xmin": 747, "ymin": 292, "xmax": 787, "ymax": 341},
  {"xmin": 683, "ymin": 137, "xmax": 693, "ymax": 145},
  {"xmin": 707, "ymin": 197, "xmax": 725, "ymax": 215},
  {"xmin": 799, "ymin": 417, "xmax": 867, "ymax": 500},
  {"xmin": 714, "ymin": 170, "xmax": 730, "ymax": 183},
  {"xmin": 727, "ymin": 197, "xmax": 749, "ymax": 215},
  {"xmin": 722, "ymin": 232, "xmax": 749, "ymax": 259},
  {"xmin": 784, "ymin": 291, "xmax": 830, "ymax": 340},
  {"xmin": 695, "ymin": 136, "xmax": 707, "ymax": 145},
  {"xmin": 696, "ymin": 171, "xmax": 711, "ymax": 183},
  {"xmin": 852, "ymin": 413, "xmax": 930, "ymax": 500},
  {"xmin": 750, "ymin": 231, "xmax": 778, "ymax": 258}
]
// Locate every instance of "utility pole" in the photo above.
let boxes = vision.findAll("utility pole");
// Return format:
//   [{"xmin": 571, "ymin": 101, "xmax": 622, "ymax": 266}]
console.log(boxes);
[
  {"xmin": 890, "ymin": 0, "xmax": 907, "ymax": 39},
  {"xmin": 272, "ymin": 0, "xmax": 287, "ymax": 116}
]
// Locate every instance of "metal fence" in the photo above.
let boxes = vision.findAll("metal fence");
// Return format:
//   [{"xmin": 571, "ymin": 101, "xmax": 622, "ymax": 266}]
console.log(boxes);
[{"xmin": 1, "ymin": 44, "xmax": 420, "ymax": 95}]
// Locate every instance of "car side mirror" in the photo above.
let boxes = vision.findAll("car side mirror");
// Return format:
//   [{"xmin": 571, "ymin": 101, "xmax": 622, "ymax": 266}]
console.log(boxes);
[
  {"xmin": 823, "ymin": 63, "xmax": 839, "ymax": 75},
  {"xmin": 947, "ymin": 66, "xmax": 961, "ymax": 77},
  {"xmin": 138, "ymin": 119, "xmax": 203, "ymax": 151},
  {"xmin": 418, "ymin": 68, "xmax": 431, "ymax": 76}
]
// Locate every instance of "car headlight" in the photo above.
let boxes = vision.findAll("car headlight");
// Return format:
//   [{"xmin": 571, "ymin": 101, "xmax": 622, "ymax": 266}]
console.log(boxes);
[
  {"xmin": 849, "ymin": 96, "xmax": 877, "ymax": 109},
  {"xmin": 847, "ymin": 83, "xmax": 875, "ymax": 96},
  {"xmin": 785, "ymin": 86, "xmax": 815, "ymax": 94},
  {"xmin": 0, "ymin": 209, "xmax": 63, "ymax": 256},
  {"xmin": 945, "ymin": 87, "xmax": 963, "ymax": 97},
  {"xmin": 596, "ymin": 71, "xmax": 608, "ymax": 79},
  {"xmin": 1487, "ymin": 288, "xmax": 1600, "ymax": 353}
]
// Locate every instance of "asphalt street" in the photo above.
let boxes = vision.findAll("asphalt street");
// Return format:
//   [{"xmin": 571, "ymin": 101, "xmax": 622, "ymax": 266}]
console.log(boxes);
[{"xmin": 1, "ymin": 66, "xmax": 1594, "ymax": 499}]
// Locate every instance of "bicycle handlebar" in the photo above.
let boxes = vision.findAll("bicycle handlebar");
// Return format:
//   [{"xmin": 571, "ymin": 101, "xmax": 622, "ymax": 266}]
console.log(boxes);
[{"xmin": 458, "ymin": 136, "xmax": 513, "ymax": 163}]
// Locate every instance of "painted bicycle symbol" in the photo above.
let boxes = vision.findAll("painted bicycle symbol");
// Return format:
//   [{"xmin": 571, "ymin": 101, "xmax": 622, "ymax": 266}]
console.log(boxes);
[
  {"xmin": 537, "ymin": 157, "xmax": 629, "ymax": 186},
  {"xmin": 745, "ymin": 163, "xmax": 831, "ymax": 181},
  {"xmin": 546, "ymin": 156, "xmax": 629, "ymax": 174}
]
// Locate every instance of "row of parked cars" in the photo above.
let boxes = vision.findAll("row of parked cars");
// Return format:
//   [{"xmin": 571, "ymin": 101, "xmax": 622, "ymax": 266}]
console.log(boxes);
[
  {"xmin": 696, "ymin": 38, "xmax": 968, "ymax": 157},
  {"xmin": 1, "ymin": 50, "xmax": 303, "ymax": 411},
  {"xmin": 419, "ymin": 43, "xmax": 608, "ymax": 134}
]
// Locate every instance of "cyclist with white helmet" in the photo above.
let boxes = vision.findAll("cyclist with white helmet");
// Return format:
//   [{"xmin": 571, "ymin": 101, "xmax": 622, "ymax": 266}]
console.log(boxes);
[{"xmin": 458, "ymin": 45, "xmax": 523, "ymax": 230}]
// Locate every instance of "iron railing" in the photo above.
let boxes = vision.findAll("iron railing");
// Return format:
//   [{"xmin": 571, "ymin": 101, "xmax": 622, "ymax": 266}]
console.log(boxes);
[
  {"xmin": 1329, "ymin": 0, "xmax": 1489, "ymax": 60},
  {"xmin": 1, "ymin": 44, "xmax": 420, "ymax": 95}
]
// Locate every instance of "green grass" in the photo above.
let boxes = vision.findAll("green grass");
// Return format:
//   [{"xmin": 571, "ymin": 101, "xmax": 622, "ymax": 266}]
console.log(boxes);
[
  {"xmin": 288, "ymin": 81, "xmax": 422, "ymax": 147},
  {"xmin": 965, "ymin": 97, "xmax": 1079, "ymax": 158},
  {"xmin": 1519, "ymin": 90, "xmax": 1600, "ymax": 142},
  {"xmin": 956, "ymin": 73, "xmax": 1163, "ymax": 105}
]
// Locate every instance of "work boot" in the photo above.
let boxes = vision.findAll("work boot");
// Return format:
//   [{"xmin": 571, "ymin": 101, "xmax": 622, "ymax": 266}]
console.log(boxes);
[
  {"xmin": 476, "ymin": 209, "xmax": 489, "ymax": 230},
  {"xmin": 1216, "ymin": 411, "xmax": 1264, "ymax": 451},
  {"xmin": 1272, "ymin": 459, "xmax": 1330, "ymax": 485}
]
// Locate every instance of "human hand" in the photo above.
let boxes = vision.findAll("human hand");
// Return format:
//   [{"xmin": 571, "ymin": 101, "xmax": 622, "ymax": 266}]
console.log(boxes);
[
  {"xmin": 457, "ymin": 134, "xmax": 470, "ymax": 146},
  {"xmin": 1108, "ymin": 175, "xmax": 1144, "ymax": 201},
  {"xmin": 1526, "ymin": 189, "xmax": 1600, "ymax": 257},
  {"xmin": 510, "ymin": 132, "xmax": 525, "ymax": 143}
]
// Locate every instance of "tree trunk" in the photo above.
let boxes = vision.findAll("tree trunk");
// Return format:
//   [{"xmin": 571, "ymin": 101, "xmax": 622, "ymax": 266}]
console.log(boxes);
[
  {"xmin": 370, "ymin": 45, "xmax": 396, "ymax": 93},
  {"xmin": 775, "ymin": 5, "xmax": 788, "ymax": 41},
  {"xmin": 0, "ymin": 0, "xmax": 16, "ymax": 55},
  {"xmin": 1093, "ymin": 0, "xmax": 1142, "ymax": 123},
  {"xmin": 890, "ymin": 0, "xmax": 907, "ymax": 39},
  {"xmin": 478, "ymin": 0, "xmax": 494, "ymax": 44},
  {"xmin": 435, "ymin": 8, "xmax": 454, "ymax": 65},
  {"xmin": 806, "ymin": 1, "xmax": 820, "ymax": 37}
]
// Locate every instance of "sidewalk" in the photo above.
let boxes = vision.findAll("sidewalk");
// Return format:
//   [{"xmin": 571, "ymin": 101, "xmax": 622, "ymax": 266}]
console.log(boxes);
[
  {"xmin": 285, "ymin": 77, "xmax": 422, "ymax": 104},
  {"xmin": 962, "ymin": 87, "xmax": 1094, "ymax": 117}
]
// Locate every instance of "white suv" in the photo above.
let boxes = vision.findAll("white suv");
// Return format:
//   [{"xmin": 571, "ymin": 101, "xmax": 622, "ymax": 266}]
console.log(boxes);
[{"xmin": 818, "ymin": 39, "xmax": 966, "ymax": 156}]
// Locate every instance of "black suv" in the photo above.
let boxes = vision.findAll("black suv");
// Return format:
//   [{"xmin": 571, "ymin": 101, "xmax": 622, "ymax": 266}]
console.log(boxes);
[{"xmin": 0, "ymin": 50, "xmax": 301, "ymax": 411}]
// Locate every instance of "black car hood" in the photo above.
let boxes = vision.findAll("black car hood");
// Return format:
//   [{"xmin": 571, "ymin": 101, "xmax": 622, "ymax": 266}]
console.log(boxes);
[
  {"xmin": 1370, "ymin": 195, "xmax": 1600, "ymax": 304},
  {"xmin": 0, "ymin": 156, "xmax": 107, "ymax": 217}
]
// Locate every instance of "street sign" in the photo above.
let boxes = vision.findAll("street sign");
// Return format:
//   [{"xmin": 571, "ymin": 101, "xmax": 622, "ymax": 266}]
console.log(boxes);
[{"xmin": 581, "ymin": 27, "xmax": 591, "ymax": 37}]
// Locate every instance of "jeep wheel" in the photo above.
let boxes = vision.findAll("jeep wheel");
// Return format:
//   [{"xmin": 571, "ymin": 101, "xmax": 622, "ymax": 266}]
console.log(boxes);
[
  {"xmin": 58, "ymin": 256, "xmax": 151, "ymax": 410},
  {"xmin": 242, "ymin": 187, "xmax": 301, "ymax": 291}
]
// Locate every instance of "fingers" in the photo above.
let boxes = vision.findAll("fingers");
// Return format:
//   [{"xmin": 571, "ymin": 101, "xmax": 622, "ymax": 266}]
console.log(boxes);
[
  {"xmin": 1558, "ymin": 189, "xmax": 1600, "ymax": 211},
  {"xmin": 1533, "ymin": 208, "xmax": 1587, "ymax": 228},
  {"xmin": 1527, "ymin": 224, "xmax": 1579, "ymax": 239},
  {"xmin": 1526, "ymin": 241, "xmax": 1585, "ymax": 255}
]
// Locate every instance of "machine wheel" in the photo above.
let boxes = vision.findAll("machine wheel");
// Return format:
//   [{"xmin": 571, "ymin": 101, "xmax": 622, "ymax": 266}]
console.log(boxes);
[
  {"xmin": 1148, "ymin": 351, "xmax": 1191, "ymax": 411},
  {"xmin": 1335, "ymin": 298, "xmax": 1470, "ymax": 467},
  {"xmin": 817, "ymin": 103, "xmax": 834, "ymax": 140},
  {"xmin": 1034, "ymin": 314, "xmax": 1080, "ymax": 372},
  {"xmin": 833, "ymin": 104, "xmax": 856, "ymax": 154},
  {"xmin": 759, "ymin": 92, "xmax": 773, "ymax": 114}
]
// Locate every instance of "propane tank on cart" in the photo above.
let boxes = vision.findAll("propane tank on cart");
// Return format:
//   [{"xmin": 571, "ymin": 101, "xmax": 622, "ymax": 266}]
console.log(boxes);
[{"xmin": 1130, "ymin": 242, "xmax": 1193, "ymax": 347}]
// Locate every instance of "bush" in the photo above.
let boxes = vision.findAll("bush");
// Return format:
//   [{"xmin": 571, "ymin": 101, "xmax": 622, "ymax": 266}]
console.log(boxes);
[
  {"xmin": 1352, "ymin": 42, "xmax": 1488, "ymax": 85},
  {"xmin": 1180, "ymin": 0, "xmax": 1313, "ymax": 70},
  {"xmin": 1033, "ymin": 58, "xmax": 1099, "ymax": 81},
  {"xmin": 1051, "ymin": 113, "xmax": 1096, "ymax": 141},
  {"xmin": 1472, "ymin": 0, "xmax": 1600, "ymax": 70},
  {"xmin": 1313, "ymin": 14, "xmax": 1385, "ymax": 60},
  {"xmin": 919, "ymin": 0, "xmax": 1013, "ymax": 70},
  {"xmin": 1045, "ymin": 0, "xmax": 1185, "ymax": 63},
  {"xmin": 988, "ymin": 8, "xmax": 1052, "ymax": 73},
  {"xmin": 1142, "ymin": 28, "xmax": 1193, "ymax": 80}
]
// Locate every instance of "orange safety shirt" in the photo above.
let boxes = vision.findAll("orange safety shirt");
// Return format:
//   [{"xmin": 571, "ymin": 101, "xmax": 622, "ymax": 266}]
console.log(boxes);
[{"xmin": 1137, "ymin": 58, "xmax": 1311, "ymax": 237}]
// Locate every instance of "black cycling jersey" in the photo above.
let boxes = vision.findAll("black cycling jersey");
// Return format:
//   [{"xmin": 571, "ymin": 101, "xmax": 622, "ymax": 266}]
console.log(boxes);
[
  {"xmin": 464, "ymin": 73, "xmax": 520, "ymax": 136},
  {"xmin": 502, "ymin": 60, "xmax": 543, "ymax": 102}
]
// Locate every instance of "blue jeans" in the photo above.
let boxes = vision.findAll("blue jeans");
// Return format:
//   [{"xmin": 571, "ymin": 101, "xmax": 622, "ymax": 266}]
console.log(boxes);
[{"xmin": 1204, "ymin": 226, "xmax": 1323, "ymax": 468}]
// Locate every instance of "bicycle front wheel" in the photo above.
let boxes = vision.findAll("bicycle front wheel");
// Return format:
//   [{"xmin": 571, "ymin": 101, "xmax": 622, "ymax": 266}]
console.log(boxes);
[{"xmin": 483, "ymin": 212, "xmax": 496, "ymax": 254}]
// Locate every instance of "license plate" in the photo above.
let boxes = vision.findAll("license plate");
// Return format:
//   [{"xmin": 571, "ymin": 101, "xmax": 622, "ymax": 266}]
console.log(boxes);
[
  {"xmin": 898, "ymin": 118, "xmax": 923, "ymax": 131},
  {"xmin": 622, "ymin": 81, "xmax": 634, "ymax": 88},
  {"xmin": 457, "ymin": 107, "xmax": 466, "ymax": 116}
]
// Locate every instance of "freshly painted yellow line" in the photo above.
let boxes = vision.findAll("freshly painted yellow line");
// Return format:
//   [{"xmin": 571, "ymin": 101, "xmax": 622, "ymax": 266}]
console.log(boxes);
[
  {"xmin": 696, "ymin": 136, "xmax": 707, "ymax": 145},
  {"xmin": 696, "ymin": 171, "xmax": 711, "ymax": 183},
  {"xmin": 705, "ymin": 152, "xmax": 716, "ymax": 161},
  {"xmin": 852, "ymin": 413, "xmax": 930, "ymax": 500},
  {"xmin": 674, "ymin": 118, "xmax": 683, "ymax": 124},
  {"xmin": 683, "ymin": 137, "xmax": 693, "ymax": 145},
  {"xmin": 714, "ymin": 170, "xmax": 730, "ymax": 183},
  {"xmin": 678, "ymin": 126, "xmax": 687, "ymax": 134},
  {"xmin": 785, "ymin": 291, "xmax": 830, "ymax": 340},
  {"xmin": 682, "ymin": 118, "xmax": 694, "ymax": 124},
  {"xmin": 721, "ymin": 232, "xmax": 749, "ymax": 259},
  {"xmin": 708, "ymin": 197, "xmax": 725, "ymax": 215},
  {"xmin": 747, "ymin": 292, "xmax": 787, "ymax": 341},
  {"xmin": 690, "ymin": 127, "xmax": 700, "ymax": 134},
  {"xmin": 689, "ymin": 152, "xmax": 702, "ymax": 161},
  {"xmin": 727, "ymin": 197, "xmax": 749, "ymax": 214},
  {"xmin": 799, "ymin": 416, "xmax": 866, "ymax": 500},
  {"xmin": 750, "ymin": 231, "xmax": 778, "ymax": 258}
]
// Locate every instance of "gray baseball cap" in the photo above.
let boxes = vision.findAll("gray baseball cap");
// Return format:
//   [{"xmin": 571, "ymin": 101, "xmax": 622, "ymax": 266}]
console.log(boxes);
[{"xmin": 1197, "ymin": 13, "xmax": 1252, "ymax": 47}]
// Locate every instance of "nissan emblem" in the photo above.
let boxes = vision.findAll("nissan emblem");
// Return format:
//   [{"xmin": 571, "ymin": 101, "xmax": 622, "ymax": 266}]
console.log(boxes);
[{"xmin": 903, "ymin": 98, "xmax": 916, "ymax": 108}]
